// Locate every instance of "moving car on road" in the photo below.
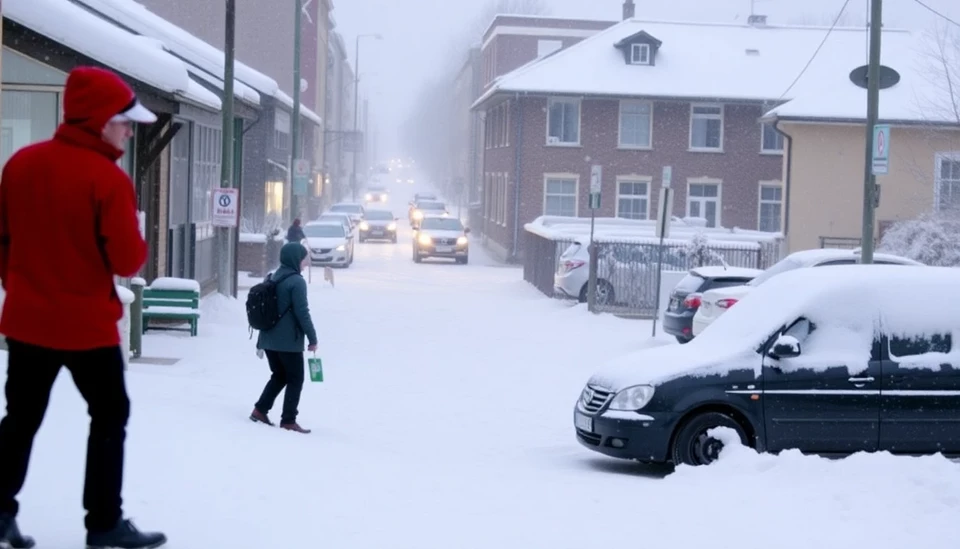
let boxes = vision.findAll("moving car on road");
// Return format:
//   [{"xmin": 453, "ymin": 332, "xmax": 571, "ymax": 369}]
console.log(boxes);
[
  {"xmin": 317, "ymin": 212, "xmax": 355, "ymax": 232},
  {"xmin": 409, "ymin": 200, "xmax": 448, "ymax": 228},
  {"xmin": 328, "ymin": 202, "xmax": 365, "ymax": 225},
  {"xmin": 359, "ymin": 209, "xmax": 398, "ymax": 243},
  {"xmin": 364, "ymin": 187, "xmax": 388, "ymax": 203},
  {"xmin": 412, "ymin": 215, "xmax": 469, "ymax": 264},
  {"xmin": 303, "ymin": 221, "xmax": 354, "ymax": 267}
]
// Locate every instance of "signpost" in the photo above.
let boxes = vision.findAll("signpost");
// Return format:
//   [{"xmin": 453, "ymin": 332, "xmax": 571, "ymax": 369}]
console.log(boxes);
[
  {"xmin": 586, "ymin": 165, "xmax": 602, "ymax": 313},
  {"xmin": 651, "ymin": 166, "xmax": 674, "ymax": 337},
  {"xmin": 871, "ymin": 124, "xmax": 890, "ymax": 175},
  {"xmin": 293, "ymin": 158, "xmax": 310, "ymax": 197},
  {"xmin": 211, "ymin": 188, "xmax": 239, "ymax": 228}
]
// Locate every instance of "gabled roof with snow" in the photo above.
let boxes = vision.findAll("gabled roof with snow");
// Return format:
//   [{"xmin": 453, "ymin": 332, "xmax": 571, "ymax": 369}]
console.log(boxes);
[
  {"xmin": 5, "ymin": 0, "xmax": 220, "ymax": 110},
  {"xmin": 274, "ymin": 90, "xmax": 323, "ymax": 126},
  {"xmin": 473, "ymin": 18, "xmax": 954, "ymax": 124}
]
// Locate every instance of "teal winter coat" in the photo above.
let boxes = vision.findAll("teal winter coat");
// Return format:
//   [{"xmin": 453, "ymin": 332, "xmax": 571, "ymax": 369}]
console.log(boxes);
[{"xmin": 256, "ymin": 242, "xmax": 318, "ymax": 352}]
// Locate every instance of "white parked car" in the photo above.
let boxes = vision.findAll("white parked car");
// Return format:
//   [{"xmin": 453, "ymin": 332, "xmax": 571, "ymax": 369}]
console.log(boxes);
[
  {"xmin": 303, "ymin": 221, "xmax": 354, "ymax": 267},
  {"xmin": 691, "ymin": 248, "xmax": 923, "ymax": 336}
]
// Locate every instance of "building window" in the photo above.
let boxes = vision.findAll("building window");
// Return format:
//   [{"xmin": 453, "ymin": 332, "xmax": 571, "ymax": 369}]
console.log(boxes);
[
  {"xmin": 544, "ymin": 175, "xmax": 578, "ymax": 217},
  {"xmin": 537, "ymin": 39, "xmax": 562, "ymax": 58},
  {"xmin": 274, "ymin": 110, "xmax": 290, "ymax": 151},
  {"xmin": 0, "ymin": 90, "xmax": 59, "ymax": 169},
  {"xmin": 265, "ymin": 181, "xmax": 284, "ymax": 216},
  {"xmin": 547, "ymin": 98, "xmax": 580, "ymax": 145},
  {"xmin": 616, "ymin": 179, "xmax": 650, "ymax": 220},
  {"xmin": 619, "ymin": 100, "xmax": 652, "ymax": 148},
  {"xmin": 687, "ymin": 180, "xmax": 721, "ymax": 227},
  {"xmin": 689, "ymin": 104, "xmax": 723, "ymax": 151},
  {"xmin": 761, "ymin": 123, "xmax": 784, "ymax": 153},
  {"xmin": 936, "ymin": 153, "xmax": 960, "ymax": 212},
  {"xmin": 758, "ymin": 183, "xmax": 783, "ymax": 232},
  {"xmin": 191, "ymin": 124, "xmax": 222, "ymax": 224},
  {"xmin": 630, "ymin": 43, "xmax": 650, "ymax": 65}
]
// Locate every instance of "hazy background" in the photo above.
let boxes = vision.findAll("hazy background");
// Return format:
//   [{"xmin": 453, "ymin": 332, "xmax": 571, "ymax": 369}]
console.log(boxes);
[{"xmin": 333, "ymin": 0, "xmax": 959, "ymax": 161}]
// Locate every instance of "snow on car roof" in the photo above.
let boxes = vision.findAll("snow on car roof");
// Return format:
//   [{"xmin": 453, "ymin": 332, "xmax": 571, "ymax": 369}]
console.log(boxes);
[
  {"xmin": 589, "ymin": 265, "xmax": 960, "ymax": 390},
  {"xmin": 785, "ymin": 248, "xmax": 923, "ymax": 266},
  {"xmin": 690, "ymin": 266, "xmax": 763, "ymax": 279},
  {"xmin": 305, "ymin": 221, "xmax": 343, "ymax": 226}
]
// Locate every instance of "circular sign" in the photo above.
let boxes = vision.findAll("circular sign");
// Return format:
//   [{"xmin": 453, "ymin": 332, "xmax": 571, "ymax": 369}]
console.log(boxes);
[
  {"xmin": 849, "ymin": 65, "xmax": 901, "ymax": 90},
  {"xmin": 218, "ymin": 193, "xmax": 232, "ymax": 207}
]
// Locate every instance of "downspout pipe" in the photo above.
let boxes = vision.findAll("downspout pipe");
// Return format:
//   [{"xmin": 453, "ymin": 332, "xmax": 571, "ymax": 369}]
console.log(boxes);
[
  {"xmin": 511, "ymin": 92, "xmax": 523, "ymax": 261},
  {"xmin": 772, "ymin": 117, "xmax": 792, "ymax": 247}
]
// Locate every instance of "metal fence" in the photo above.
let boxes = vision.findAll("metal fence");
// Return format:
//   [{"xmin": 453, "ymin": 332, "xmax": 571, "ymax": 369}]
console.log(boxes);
[{"xmin": 523, "ymin": 230, "xmax": 783, "ymax": 318}]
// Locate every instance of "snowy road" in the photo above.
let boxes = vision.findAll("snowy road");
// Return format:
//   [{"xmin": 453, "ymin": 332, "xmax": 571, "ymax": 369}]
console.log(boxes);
[{"xmin": 4, "ymin": 217, "xmax": 960, "ymax": 548}]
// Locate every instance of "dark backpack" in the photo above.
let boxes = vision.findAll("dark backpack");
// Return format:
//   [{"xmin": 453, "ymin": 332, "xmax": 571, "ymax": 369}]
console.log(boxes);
[{"xmin": 246, "ymin": 272, "xmax": 296, "ymax": 331}]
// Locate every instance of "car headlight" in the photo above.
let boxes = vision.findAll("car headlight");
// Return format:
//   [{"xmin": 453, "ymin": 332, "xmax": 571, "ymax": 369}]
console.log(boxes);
[
  {"xmin": 457, "ymin": 236, "xmax": 468, "ymax": 246},
  {"xmin": 336, "ymin": 244, "xmax": 346, "ymax": 251},
  {"xmin": 608, "ymin": 385, "xmax": 655, "ymax": 411},
  {"xmin": 381, "ymin": 195, "xmax": 388, "ymax": 202},
  {"xmin": 387, "ymin": 222, "xmax": 397, "ymax": 231},
  {"xmin": 418, "ymin": 234, "xmax": 432, "ymax": 246},
  {"xmin": 413, "ymin": 210, "xmax": 423, "ymax": 220},
  {"xmin": 365, "ymin": 194, "xmax": 372, "ymax": 201},
  {"xmin": 359, "ymin": 222, "xmax": 369, "ymax": 231}
]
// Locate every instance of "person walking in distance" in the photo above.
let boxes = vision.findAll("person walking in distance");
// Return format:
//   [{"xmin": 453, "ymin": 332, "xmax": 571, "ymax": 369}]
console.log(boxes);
[
  {"xmin": 0, "ymin": 67, "xmax": 166, "ymax": 549},
  {"xmin": 286, "ymin": 218, "xmax": 306, "ymax": 244},
  {"xmin": 250, "ymin": 242, "xmax": 318, "ymax": 433}
]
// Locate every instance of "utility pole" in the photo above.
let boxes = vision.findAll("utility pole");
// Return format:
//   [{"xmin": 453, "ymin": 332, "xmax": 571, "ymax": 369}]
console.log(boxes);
[
  {"xmin": 291, "ymin": 0, "xmax": 303, "ymax": 220},
  {"xmin": 350, "ymin": 35, "xmax": 361, "ymax": 202},
  {"xmin": 217, "ymin": 0, "xmax": 236, "ymax": 297},
  {"xmin": 860, "ymin": 0, "xmax": 883, "ymax": 264}
]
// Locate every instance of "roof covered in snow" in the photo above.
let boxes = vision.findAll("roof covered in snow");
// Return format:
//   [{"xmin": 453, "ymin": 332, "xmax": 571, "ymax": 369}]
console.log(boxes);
[
  {"xmin": 274, "ymin": 90, "xmax": 323, "ymax": 127},
  {"xmin": 5, "ymin": 0, "xmax": 219, "ymax": 110},
  {"xmin": 474, "ymin": 18, "xmax": 955, "ymax": 124}
]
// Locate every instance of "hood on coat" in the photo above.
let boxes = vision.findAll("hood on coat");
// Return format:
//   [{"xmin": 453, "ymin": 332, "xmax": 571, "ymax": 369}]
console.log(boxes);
[{"xmin": 279, "ymin": 242, "xmax": 308, "ymax": 272}]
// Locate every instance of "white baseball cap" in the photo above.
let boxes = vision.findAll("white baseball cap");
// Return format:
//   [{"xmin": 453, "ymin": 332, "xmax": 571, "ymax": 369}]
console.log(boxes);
[{"xmin": 109, "ymin": 99, "xmax": 157, "ymax": 124}]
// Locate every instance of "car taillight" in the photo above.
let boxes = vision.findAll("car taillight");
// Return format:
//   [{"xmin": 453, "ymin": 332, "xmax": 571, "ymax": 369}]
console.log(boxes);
[
  {"xmin": 683, "ymin": 294, "xmax": 702, "ymax": 309},
  {"xmin": 716, "ymin": 298, "xmax": 738, "ymax": 309},
  {"xmin": 562, "ymin": 260, "xmax": 585, "ymax": 271}
]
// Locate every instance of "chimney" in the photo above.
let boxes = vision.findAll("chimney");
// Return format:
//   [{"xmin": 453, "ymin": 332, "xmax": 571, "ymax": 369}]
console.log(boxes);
[
  {"xmin": 623, "ymin": 0, "xmax": 635, "ymax": 20},
  {"xmin": 747, "ymin": 14, "xmax": 768, "ymax": 27}
]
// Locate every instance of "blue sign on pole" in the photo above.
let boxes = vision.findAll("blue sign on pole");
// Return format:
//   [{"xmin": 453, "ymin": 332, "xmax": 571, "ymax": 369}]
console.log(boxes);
[{"xmin": 872, "ymin": 124, "xmax": 890, "ymax": 175}]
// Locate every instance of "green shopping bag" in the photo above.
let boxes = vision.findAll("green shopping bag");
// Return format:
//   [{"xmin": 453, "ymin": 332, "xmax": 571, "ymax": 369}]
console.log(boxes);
[{"xmin": 308, "ymin": 354, "xmax": 324, "ymax": 383}]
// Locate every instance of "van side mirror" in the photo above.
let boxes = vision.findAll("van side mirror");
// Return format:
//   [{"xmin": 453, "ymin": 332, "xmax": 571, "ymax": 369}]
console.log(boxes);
[{"xmin": 768, "ymin": 334, "xmax": 801, "ymax": 359}]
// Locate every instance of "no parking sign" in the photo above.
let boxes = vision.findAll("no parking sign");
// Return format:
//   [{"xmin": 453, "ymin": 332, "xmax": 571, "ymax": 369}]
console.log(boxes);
[{"xmin": 212, "ymin": 188, "xmax": 239, "ymax": 227}]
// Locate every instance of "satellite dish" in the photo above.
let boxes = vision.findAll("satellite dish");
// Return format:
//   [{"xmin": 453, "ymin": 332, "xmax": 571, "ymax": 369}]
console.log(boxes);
[{"xmin": 849, "ymin": 65, "xmax": 901, "ymax": 90}]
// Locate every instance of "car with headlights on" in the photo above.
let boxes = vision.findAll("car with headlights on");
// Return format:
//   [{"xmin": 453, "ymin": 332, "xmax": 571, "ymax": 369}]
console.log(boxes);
[
  {"xmin": 303, "ymin": 221, "xmax": 354, "ymax": 267},
  {"xmin": 316, "ymin": 212, "xmax": 355, "ymax": 232},
  {"xmin": 409, "ymin": 200, "xmax": 448, "ymax": 228},
  {"xmin": 358, "ymin": 209, "xmax": 398, "ymax": 243},
  {"xmin": 412, "ymin": 215, "xmax": 469, "ymax": 264},
  {"xmin": 328, "ymin": 202, "xmax": 365, "ymax": 225},
  {"xmin": 364, "ymin": 187, "xmax": 389, "ymax": 203}
]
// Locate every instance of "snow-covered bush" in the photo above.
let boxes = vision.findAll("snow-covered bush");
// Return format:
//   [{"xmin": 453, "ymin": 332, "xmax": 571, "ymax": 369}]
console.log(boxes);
[
  {"xmin": 678, "ymin": 231, "xmax": 724, "ymax": 267},
  {"xmin": 877, "ymin": 213, "xmax": 960, "ymax": 266}
]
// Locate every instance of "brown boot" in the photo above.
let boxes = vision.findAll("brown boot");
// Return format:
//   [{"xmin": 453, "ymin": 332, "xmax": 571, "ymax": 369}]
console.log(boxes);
[
  {"xmin": 250, "ymin": 408, "xmax": 274, "ymax": 426},
  {"xmin": 280, "ymin": 422, "xmax": 311, "ymax": 434}
]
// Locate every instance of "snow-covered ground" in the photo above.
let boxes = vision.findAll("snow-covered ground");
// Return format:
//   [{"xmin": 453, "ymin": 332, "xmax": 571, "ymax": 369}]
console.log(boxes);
[{"xmin": 3, "ymin": 214, "xmax": 960, "ymax": 548}]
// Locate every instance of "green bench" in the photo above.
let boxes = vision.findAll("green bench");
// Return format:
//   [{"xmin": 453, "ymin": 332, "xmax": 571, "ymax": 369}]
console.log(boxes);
[{"xmin": 142, "ymin": 287, "xmax": 201, "ymax": 337}]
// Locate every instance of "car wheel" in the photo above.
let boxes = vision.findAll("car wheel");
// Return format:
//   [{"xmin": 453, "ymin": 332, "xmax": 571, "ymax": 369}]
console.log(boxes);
[
  {"xmin": 671, "ymin": 412, "xmax": 749, "ymax": 466},
  {"xmin": 676, "ymin": 336, "xmax": 693, "ymax": 344},
  {"xmin": 456, "ymin": 256, "xmax": 468, "ymax": 265}
]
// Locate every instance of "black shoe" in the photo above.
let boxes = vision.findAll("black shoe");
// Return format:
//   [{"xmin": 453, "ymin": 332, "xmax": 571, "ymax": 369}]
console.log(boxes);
[
  {"xmin": 0, "ymin": 514, "xmax": 35, "ymax": 549},
  {"xmin": 86, "ymin": 519, "xmax": 166, "ymax": 549}
]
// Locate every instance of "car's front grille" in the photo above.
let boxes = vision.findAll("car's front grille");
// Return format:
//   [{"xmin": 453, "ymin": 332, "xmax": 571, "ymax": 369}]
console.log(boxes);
[
  {"xmin": 580, "ymin": 385, "xmax": 613, "ymax": 413},
  {"xmin": 313, "ymin": 248, "xmax": 332, "ymax": 254},
  {"xmin": 434, "ymin": 238, "xmax": 457, "ymax": 246},
  {"xmin": 577, "ymin": 429, "xmax": 602, "ymax": 446}
]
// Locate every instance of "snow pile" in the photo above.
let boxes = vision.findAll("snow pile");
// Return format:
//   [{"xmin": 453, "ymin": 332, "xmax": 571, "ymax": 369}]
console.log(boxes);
[
  {"xmin": 878, "ymin": 212, "xmax": 960, "ymax": 266},
  {"xmin": 148, "ymin": 277, "xmax": 201, "ymax": 292}
]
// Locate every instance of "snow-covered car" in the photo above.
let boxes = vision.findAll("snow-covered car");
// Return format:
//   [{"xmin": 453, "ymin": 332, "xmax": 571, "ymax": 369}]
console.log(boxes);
[
  {"xmin": 303, "ymin": 221, "xmax": 354, "ymax": 267},
  {"xmin": 412, "ymin": 215, "xmax": 469, "ymax": 264},
  {"xmin": 574, "ymin": 264, "xmax": 960, "ymax": 466},
  {"xmin": 691, "ymin": 248, "xmax": 923, "ymax": 337},
  {"xmin": 358, "ymin": 209, "xmax": 398, "ymax": 243},
  {"xmin": 328, "ymin": 202, "xmax": 365, "ymax": 225},
  {"xmin": 662, "ymin": 266, "xmax": 763, "ymax": 344},
  {"xmin": 553, "ymin": 240, "xmax": 688, "ymax": 306},
  {"xmin": 409, "ymin": 200, "xmax": 448, "ymax": 228}
]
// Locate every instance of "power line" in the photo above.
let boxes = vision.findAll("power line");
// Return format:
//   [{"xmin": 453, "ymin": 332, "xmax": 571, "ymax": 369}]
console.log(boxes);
[
  {"xmin": 913, "ymin": 0, "xmax": 960, "ymax": 28},
  {"xmin": 776, "ymin": 0, "xmax": 854, "ymax": 102}
]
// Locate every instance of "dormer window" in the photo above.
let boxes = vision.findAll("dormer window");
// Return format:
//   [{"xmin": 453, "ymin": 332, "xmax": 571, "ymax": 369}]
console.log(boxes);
[{"xmin": 631, "ymin": 43, "xmax": 650, "ymax": 65}]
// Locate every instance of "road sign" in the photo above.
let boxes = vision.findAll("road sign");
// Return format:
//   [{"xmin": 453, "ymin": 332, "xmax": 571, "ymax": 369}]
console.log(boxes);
[
  {"xmin": 589, "ymin": 165, "xmax": 602, "ymax": 210},
  {"xmin": 662, "ymin": 165, "xmax": 672, "ymax": 188},
  {"xmin": 212, "ymin": 188, "xmax": 239, "ymax": 227},
  {"xmin": 872, "ymin": 124, "xmax": 890, "ymax": 175},
  {"xmin": 293, "ymin": 158, "xmax": 311, "ymax": 196}
]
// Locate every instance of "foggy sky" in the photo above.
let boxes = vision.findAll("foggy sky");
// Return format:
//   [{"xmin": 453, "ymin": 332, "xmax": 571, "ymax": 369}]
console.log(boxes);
[{"xmin": 332, "ymin": 0, "xmax": 959, "ymax": 160}]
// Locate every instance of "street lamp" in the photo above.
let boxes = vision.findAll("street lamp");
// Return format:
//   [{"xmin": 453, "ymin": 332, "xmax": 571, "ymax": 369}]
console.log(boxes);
[{"xmin": 351, "ymin": 33, "xmax": 382, "ymax": 201}]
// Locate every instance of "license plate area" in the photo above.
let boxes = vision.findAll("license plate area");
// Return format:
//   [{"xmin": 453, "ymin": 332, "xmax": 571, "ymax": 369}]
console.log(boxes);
[
  {"xmin": 435, "ymin": 246, "xmax": 453, "ymax": 253},
  {"xmin": 574, "ymin": 412, "xmax": 593, "ymax": 432}
]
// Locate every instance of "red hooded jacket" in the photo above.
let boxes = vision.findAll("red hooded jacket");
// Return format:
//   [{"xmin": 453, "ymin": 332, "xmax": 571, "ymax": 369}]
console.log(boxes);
[{"xmin": 0, "ymin": 67, "xmax": 148, "ymax": 350}]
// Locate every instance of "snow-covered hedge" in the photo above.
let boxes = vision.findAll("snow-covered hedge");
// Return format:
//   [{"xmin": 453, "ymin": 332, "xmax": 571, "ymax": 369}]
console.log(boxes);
[{"xmin": 877, "ymin": 213, "xmax": 960, "ymax": 267}]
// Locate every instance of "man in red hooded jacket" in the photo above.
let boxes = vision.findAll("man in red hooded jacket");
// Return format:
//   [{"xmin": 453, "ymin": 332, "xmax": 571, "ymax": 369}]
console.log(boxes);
[{"xmin": 0, "ymin": 67, "xmax": 166, "ymax": 549}]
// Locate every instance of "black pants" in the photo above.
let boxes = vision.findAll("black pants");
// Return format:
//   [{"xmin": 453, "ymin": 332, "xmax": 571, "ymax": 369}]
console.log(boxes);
[
  {"xmin": 254, "ymin": 351, "xmax": 304, "ymax": 424},
  {"xmin": 0, "ymin": 339, "xmax": 130, "ymax": 533}
]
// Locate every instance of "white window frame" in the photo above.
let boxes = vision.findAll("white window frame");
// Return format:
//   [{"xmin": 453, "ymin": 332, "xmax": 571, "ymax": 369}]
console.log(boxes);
[
  {"xmin": 761, "ymin": 122, "xmax": 784, "ymax": 154},
  {"xmin": 630, "ymin": 43, "xmax": 650, "ymax": 65},
  {"xmin": 615, "ymin": 176, "xmax": 652, "ymax": 220},
  {"xmin": 537, "ymin": 39, "xmax": 562, "ymax": 58},
  {"xmin": 543, "ymin": 173, "xmax": 579, "ymax": 217},
  {"xmin": 545, "ymin": 97, "xmax": 581, "ymax": 146},
  {"xmin": 757, "ymin": 180, "xmax": 784, "ymax": 233},
  {"xmin": 500, "ymin": 173, "xmax": 509, "ymax": 225},
  {"xmin": 689, "ymin": 103, "xmax": 724, "ymax": 152},
  {"xmin": 686, "ymin": 177, "xmax": 722, "ymax": 228},
  {"xmin": 934, "ymin": 152, "xmax": 960, "ymax": 212},
  {"xmin": 618, "ymin": 100, "xmax": 653, "ymax": 149}
]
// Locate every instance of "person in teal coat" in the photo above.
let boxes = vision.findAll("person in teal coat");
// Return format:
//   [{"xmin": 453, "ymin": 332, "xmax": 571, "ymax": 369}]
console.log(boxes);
[{"xmin": 249, "ymin": 242, "xmax": 318, "ymax": 433}]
